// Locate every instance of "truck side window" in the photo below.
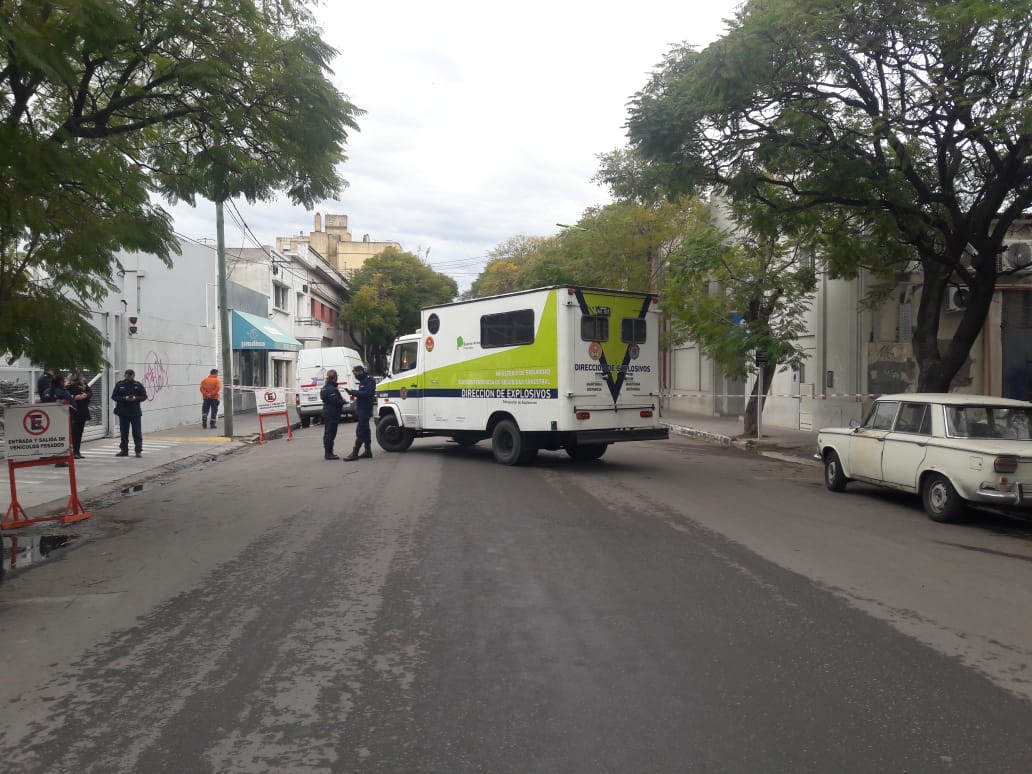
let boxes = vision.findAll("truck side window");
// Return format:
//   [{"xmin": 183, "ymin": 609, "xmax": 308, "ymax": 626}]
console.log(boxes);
[
  {"xmin": 580, "ymin": 315, "xmax": 609, "ymax": 342},
  {"xmin": 481, "ymin": 309, "xmax": 534, "ymax": 348},
  {"xmin": 621, "ymin": 318, "xmax": 647, "ymax": 344},
  {"xmin": 393, "ymin": 342, "xmax": 418, "ymax": 372}
]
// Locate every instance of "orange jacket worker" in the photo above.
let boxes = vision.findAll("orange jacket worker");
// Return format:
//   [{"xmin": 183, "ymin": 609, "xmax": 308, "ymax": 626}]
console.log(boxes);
[{"xmin": 200, "ymin": 368, "xmax": 222, "ymax": 430}]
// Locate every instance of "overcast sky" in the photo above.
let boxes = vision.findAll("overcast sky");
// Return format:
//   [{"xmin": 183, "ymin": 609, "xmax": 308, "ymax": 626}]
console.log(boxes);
[{"xmin": 170, "ymin": 0, "xmax": 743, "ymax": 289}]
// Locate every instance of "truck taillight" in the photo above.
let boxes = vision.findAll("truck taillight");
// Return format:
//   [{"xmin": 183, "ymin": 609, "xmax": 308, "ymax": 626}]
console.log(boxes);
[
  {"xmin": 640, "ymin": 410, "xmax": 653, "ymax": 418},
  {"xmin": 994, "ymin": 455, "xmax": 1019, "ymax": 473},
  {"xmin": 576, "ymin": 411, "xmax": 591, "ymax": 420}
]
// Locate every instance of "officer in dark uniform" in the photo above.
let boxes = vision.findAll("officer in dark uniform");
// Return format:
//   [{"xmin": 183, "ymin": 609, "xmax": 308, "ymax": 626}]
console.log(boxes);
[
  {"xmin": 343, "ymin": 363, "xmax": 377, "ymax": 461},
  {"xmin": 111, "ymin": 368, "xmax": 148, "ymax": 457},
  {"xmin": 320, "ymin": 369, "xmax": 345, "ymax": 460}
]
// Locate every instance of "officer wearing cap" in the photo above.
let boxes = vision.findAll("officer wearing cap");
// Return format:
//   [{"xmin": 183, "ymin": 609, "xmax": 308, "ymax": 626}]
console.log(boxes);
[{"xmin": 343, "ymin": 363, "xmax": 377, "ymax": 461}]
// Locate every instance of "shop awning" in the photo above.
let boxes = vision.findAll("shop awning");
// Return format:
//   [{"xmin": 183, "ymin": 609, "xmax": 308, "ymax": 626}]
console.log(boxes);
[{"xmin": 231, "ymin": 310, "xmax": 303, "ymax": 352}]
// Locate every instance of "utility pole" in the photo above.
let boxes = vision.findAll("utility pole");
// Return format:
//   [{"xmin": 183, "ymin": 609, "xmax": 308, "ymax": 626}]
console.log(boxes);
[{"xmin": 216, "ymin": 199, "xmax": 234, "ymax": 438}]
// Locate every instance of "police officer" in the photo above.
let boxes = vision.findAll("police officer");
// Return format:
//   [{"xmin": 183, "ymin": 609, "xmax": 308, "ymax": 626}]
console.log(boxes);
[
  {"xmin": 343, "ymin": 363, "xmax": 376, "ymax": 461},
  {"xmin": 320, "ymin": 369, "xmax": 345, "ymax": 460},
  {"xmin": 111, "ymin": 368, "xmax": 148, "ymax": 457}
]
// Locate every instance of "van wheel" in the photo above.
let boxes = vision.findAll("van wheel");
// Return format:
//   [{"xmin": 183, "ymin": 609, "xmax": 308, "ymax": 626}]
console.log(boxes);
[
  {"xmin": 492, "ymin": 419, "xmax": 533, "ymax": 465},
  {"xmin": 300, "ymin": 416, "xmax": 311, "ymax": 429},
  {"xmin": 921, "ymin": 473, "xmax": 966, "ymax": 523},
  {"xmin": 376, "ymin": 414, "xmax": 414, "ymax": 452},
  {"xmin": 566, "ymin": 443, "xmax": 608, "ymax": 461}
]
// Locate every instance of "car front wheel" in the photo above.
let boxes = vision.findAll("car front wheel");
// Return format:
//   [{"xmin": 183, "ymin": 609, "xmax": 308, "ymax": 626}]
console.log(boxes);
[
  {"xmin": 824, "ymin": 450, "xmax": 848, "ymax": 492},
  {"xmin": 921, "ymin": 473, "xmax": 966, "ymax": 523}
]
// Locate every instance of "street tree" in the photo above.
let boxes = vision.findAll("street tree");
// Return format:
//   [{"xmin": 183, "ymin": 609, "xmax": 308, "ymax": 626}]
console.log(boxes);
[
  {"xmin": 0, "ymin": 0, "xmax": 361, "ymax": 369},
  {"xmin": 663, "ymin": 200, "xmax": 817, "ymax": 434},
  {"xmin": 339, "ymin": 282, "xmax": 399, "ymax": 367},
  {"xmin": 626, "ymin": 0, "xmax": 1032, "ymax": 391},
  {"xmin": 345, "ymin": 248, "xmax": 457, "ymax": 365},
  {"xmin": 465, "ymin": 236, "xmax": 548, "ymax": 299}
]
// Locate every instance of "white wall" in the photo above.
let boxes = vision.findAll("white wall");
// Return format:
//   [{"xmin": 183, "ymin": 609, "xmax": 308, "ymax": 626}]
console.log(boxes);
[{"xmin": 102, "ymin": 240, "xmax": 220, "ymax": 433}]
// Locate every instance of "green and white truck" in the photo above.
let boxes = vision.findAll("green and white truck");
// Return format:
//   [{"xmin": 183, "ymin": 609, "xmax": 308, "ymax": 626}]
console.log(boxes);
[{"xmin": 374, "ymin": 285, "xmax": 669, "ymax": 464}]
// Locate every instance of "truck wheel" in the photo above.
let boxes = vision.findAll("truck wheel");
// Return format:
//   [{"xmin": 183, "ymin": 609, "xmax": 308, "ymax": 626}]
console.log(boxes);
[
  {"xmin": 566, "ymin": 443, "xmax": 608, "ymax": 461},
  {"xmin": 921, "ymin": 473, "xmax": 966, "ymax": 523},
  {"xmin": 300, "ymin": 416, "xmax": 311, "ymax": 429},
  {"xmin": 376, "ymin": 414, "xmax": 414, "ymax": 452},
  {"xmin": 824, "ymin": 450, "xmax": 847, "ymax": 492},
  {"xmin": 492, "ymin": 419, "xmax": 530, "ymax": 465}
]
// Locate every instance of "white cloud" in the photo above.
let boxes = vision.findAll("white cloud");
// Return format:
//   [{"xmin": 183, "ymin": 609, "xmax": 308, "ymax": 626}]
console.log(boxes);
[{"xmin": 169, "ymin": 0, "xmax": 743, "ymax": 289}]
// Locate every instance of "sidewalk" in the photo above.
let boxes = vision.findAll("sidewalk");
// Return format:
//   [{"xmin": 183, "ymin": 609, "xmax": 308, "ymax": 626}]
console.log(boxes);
[
  {"xmin": 1, "ymin": 411, "xmax": 293, "ymax": 526},
  {"xmin": 660, "ymin": 407, "xmax": 821, "ymax": 467}
]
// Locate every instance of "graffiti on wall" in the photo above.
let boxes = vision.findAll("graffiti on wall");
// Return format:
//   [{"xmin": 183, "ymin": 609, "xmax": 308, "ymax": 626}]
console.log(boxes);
[
  {"xmin": 868, "ymin": 341, "xmax": 973, "ymax": 395},
  {"xmin": 142, "ymin": 351, "xmax": 170, "ymax": 399}
]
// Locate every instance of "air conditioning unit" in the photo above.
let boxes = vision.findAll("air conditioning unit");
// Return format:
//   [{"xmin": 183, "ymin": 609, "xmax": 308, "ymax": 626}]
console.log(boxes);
[
  {"xmin": 1003, "ymin": 242, "xmax": 1032, "ymax": 271},
  {"xmin": 945, "ymin": 286, "xmax": 969, "ymax": 312}
]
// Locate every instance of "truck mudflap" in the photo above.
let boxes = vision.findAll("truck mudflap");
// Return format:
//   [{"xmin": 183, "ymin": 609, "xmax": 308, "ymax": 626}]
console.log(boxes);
[{"xmin": 573, "ymin": 427, "xmax": 670, "ymax": 444}]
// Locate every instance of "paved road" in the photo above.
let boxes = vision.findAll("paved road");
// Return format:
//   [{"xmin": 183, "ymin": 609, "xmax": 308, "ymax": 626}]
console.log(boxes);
[{"xmin": 2, "ymin": 431, "xmax": 1032, "ymax": 772}]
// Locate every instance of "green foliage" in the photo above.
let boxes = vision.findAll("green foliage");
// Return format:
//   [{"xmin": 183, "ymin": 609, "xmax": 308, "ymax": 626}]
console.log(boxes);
[
  {"xmin": 627, "ymin": 0, "xmax": 1032, "ymax": 390},
  {"xmin": 347, "ymin": 248, "xmax": 458, "ymax": 337},
  {"xmin": 465, "ymin": 236, "xmax": 548, "ymax": 299},
  {"xmin": 663, "ymin": 202, "xmax": 816, "ymax": 379},
  {"xmin": 0, "ymin": 0, "xmax": 362, "ymax": 368},
  {"xmin": 339, "ymin": 283, "xmax": 399, "ymax": 364}
]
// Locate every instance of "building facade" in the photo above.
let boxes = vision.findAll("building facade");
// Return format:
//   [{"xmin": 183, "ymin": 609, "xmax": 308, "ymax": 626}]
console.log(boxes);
[
  {"xmin": 275, "ymin": 213, "xmax": 401, "ymax": 281},
  {"xmin": 665, "ymin": 217, "xmax": 1032, "ymax": 431}
]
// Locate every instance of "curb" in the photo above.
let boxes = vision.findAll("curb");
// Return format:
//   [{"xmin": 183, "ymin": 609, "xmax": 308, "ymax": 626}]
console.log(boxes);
[{"xmin": 661, "ymin": 421, "xmax": 819, "ymax": 467}]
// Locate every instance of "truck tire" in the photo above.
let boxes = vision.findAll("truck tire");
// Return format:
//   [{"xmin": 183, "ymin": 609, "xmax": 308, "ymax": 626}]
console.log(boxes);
[
  {"xmin": 492, "ymin": 419, "xmax": 532, "ymax": 465},
  {"xmin": 376, "ymin": 414, "xmax": 414, "ymax": 452},
  {"xmin": 300, "ymin": 416, "xmax": 311, "ymax": 429},
  {"xmin": 566, "ymin": 443, "xmax": 608, "ymax": 461}
]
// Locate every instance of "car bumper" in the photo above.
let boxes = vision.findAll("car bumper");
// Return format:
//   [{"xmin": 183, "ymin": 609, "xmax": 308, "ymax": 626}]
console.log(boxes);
[{"xmin": 971, "ymin": 482, "xmax": 1032, "ymax": 507}]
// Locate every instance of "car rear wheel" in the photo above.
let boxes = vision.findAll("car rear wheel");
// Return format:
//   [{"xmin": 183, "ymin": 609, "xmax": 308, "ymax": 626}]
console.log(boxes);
[
  {"xmin": 299, "ymin": 416, "xmax": 311, "ymax": 429},
  {"xmin": 921, "ymin": 473, "xmax": 966, "ymax": 523},
  {"xmin": 824, "ymin": 450, "xmax": 847, "ymax": 492},
  {"xmin": 375, "ymin": 414, "xmax": 414, "ymax": 452}
]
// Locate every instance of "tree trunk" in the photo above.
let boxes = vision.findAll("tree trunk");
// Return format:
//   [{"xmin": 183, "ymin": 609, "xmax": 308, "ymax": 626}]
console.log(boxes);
[
  {"xmin": 743, "ymin": 361, "xmax": 778, "ymax": 435},
  {"xmin": 912, "ymin": 258, "xmax": 996, "ymax": 392}
]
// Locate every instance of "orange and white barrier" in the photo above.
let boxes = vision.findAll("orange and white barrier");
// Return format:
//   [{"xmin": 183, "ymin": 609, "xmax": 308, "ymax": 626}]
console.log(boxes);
[{"xmin": 2, "ymin": 405, "xmax": 90, "ymax": 529}]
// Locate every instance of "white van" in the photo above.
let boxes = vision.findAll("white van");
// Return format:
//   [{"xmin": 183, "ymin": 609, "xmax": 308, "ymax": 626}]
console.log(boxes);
[{"xmin": 294, "ymin": 347, "xmax": 365, "ymax": 427}]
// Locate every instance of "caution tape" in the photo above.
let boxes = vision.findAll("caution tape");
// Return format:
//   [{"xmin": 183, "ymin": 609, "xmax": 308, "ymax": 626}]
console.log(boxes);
[{"xmin": 661, "ymin": 391, "xmax": 879, "ymax": 400}]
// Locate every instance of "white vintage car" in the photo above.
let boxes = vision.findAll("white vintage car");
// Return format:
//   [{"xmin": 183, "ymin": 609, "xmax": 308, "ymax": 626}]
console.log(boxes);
[{"xmin": 816, "ymin": 393, "xmax": 1032, "ymax": 522}]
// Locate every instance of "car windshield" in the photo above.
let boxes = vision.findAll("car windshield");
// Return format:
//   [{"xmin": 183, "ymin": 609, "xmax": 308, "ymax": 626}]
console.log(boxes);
[{"xmin": 945, "ymin": 405, "xmax": 1032, "ymax": 439}]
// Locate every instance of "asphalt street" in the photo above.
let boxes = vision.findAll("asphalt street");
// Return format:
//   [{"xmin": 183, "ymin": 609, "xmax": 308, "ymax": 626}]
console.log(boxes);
[{"xmin": 2, "ymin": 430, "xmax": 1032, "ymax": 772}]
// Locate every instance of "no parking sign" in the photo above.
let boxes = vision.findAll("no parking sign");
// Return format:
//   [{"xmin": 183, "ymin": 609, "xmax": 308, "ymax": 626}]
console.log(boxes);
[
  {"xmin": 4, "ymin": 405, "xmax": 70, "ymax": 460},
  {"xmin": 257, "ymin": 388, "xmax": 286, "ymax": 415}
]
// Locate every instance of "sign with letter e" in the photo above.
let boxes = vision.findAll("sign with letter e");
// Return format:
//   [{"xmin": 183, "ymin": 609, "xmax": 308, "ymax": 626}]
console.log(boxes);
[
  {"xmin": 4, "ymin": 405, "xmax": 70, "ymax": 460},
  {"xmin": 257, "ymin": 388, "xmax": 287, "ymax": 415}
]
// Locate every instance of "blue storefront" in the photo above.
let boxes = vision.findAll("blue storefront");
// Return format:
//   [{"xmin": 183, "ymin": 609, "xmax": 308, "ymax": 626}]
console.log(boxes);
[{"xmin": 231, "ymin": 310, "xmax": 303, "ymax": 409}]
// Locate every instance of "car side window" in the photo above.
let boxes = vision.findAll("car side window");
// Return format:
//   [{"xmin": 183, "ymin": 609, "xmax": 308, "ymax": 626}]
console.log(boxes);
[
  {"xmin": 894, "ymin": 402, "xmax": 931, "ymax": 435},
  {"xmin": 863, "ymin": 401, "xmax": 899, "ymax": 430}
]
